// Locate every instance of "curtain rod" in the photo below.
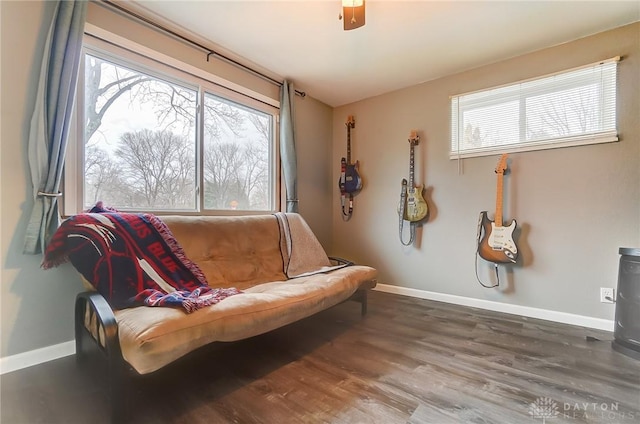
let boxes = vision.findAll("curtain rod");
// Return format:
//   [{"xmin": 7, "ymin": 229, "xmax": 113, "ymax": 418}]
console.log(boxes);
[{"xmin": 99, "ymin": 0, "xmax": 306, "ymax": 98}]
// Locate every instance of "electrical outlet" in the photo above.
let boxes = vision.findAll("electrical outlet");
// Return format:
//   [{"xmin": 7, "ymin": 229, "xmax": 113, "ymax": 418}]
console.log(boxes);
[{"xmin": 600, "ymin": 287, "xmax": 615, "ymax": 303}]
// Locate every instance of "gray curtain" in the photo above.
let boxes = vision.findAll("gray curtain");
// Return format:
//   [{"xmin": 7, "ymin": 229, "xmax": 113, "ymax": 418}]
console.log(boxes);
[
  {"xmin": 279, "ymin": 80, "xmax": 298, "ymax": 213},
  {"xmin": 24, "ymin": 0, "xmax": 87, "ymax": 254}
]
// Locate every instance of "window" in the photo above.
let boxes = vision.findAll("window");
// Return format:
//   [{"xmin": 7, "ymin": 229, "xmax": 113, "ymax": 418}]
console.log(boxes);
[
  {"xmin": 450, "ymin": 57, "xmax": 618, "ymax": 159},
  {"xmin": 65, "ymin": 37, "xmax": 278, "ymax": 215},
  {"xmin": 202, "ymin": 94, "xmax": 273, "ymax": 211}
]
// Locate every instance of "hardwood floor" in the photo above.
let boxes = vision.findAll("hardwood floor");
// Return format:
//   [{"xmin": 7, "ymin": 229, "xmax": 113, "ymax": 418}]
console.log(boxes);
[{"xmin": 2, "ymin": 291, "xmax": 639, "ymax": 424}]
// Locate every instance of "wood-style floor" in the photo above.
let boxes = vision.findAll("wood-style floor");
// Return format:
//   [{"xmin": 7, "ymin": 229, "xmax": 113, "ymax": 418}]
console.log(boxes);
[{"xmin": 2, "ymin": 291, "xmax": 639, "ymax": 424}]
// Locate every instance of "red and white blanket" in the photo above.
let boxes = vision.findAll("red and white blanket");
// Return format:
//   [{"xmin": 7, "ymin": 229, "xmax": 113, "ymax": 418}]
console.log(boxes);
[{"xmin": 43, "ymin": 206, "xmax": 240, "ymax": 313}]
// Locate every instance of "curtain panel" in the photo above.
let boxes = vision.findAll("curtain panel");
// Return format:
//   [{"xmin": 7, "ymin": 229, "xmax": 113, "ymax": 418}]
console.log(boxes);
[
  {"xmin": 24, "ymin": 0, "xmax": 87, "ymax": 254},
  {"xmin": 279, "ymin": 81, "xmax": 298, "ymax": 213}
]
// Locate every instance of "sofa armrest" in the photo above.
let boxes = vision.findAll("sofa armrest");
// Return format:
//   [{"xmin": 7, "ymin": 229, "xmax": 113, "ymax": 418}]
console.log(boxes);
[
  {"xmin": 75, "ymin": 291, "xmax": 121, "ymax": 361},
  {"xmin": 75, "ymin": 291, "xmax": 128, "ymax": 422}
]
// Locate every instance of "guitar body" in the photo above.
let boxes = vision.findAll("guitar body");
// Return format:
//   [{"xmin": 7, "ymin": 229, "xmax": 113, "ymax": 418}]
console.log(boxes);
[
  {"xmin": 478, "ymin": 211, "xmax": 518, "ymax": 263},
  {"xmin": 342, "ymin": 161, "xmax": 363, "ymax": 193},
  {"xmin": 403, "ymin": 185, "xmax": 428, "ymax": 222}
]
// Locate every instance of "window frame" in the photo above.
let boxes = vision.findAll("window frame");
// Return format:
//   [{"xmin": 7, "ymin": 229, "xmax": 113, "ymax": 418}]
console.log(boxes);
[
  {"xmin": 64, "ymin": 34, "xmax": 281, "ymax": 216},
  {"xmin": 450, "ymin": 57, "xmax": 619, "ymax": 159}
]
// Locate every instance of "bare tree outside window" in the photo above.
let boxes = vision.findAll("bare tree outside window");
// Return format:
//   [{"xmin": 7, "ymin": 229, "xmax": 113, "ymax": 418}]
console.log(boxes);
[
  {"xmin": 115, "ymin": 129, "xmax": 195, "ymax": 209},
  {"xmin": 83, "ymin": 54, "xmax": 197, "ymax": 210},
  {"xmin": 526, "ymin": 84, "xmax": 599, "ymax": 141},
  {"xmin": 80, "ymin": 52, "xmax": 274, "ymax": 213},
  {"xmin": 203, "ymin": 93, "xmax": 271, "ymax": 211}
]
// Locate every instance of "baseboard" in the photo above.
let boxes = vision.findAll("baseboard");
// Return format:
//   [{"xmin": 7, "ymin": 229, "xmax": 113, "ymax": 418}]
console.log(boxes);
[
  {"xmin": 0, "ymin": 340, "xmax": 75, "ymax": 375},
  {"xmin": 374, "ymin": 284, "xmax": 614, "ymax": 332}
]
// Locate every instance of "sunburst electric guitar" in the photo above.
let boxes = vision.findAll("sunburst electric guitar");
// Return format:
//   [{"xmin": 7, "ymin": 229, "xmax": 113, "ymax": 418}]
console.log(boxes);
[
  {"xmin": 478, "ymin": 154, "xmax": 518, "ymax": 263},
  {"xmin": 399, "ymin": 131, "xmax": 428, "ymax": 222}
]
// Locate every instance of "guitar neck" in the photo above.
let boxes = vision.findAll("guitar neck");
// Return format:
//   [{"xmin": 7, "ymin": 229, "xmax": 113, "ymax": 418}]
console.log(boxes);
[
  {"xmin": 409, "ymin": 143, "xmax": 415, "ymax": 188},
  {"xmin": 346, "ymin": 126, "xmax": 352, "ymax": 163},
  {"xmin": 345, "ymin": 116, "xmax": 354, "ymax": 163},
  {"xmin": 495, "ymin": 172, "xmax": 504, "ymax": 227},
  {"xmin": 493, "ymin": 153, "xmax": 509, "ymax": 228}
]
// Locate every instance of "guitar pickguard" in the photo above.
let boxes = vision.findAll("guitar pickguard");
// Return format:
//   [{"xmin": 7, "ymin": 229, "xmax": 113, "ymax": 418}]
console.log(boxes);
[{"xmin": 488, "ymin": 222, "xmax": 517, "ymax": 255}]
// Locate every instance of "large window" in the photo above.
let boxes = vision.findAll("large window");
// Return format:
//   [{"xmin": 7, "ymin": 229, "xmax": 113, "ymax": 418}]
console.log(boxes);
[
  {"xmin": 450, "ymin": 57, "xmax": 618, "ymax": 159},
  {"xmin": 65, "ymin": 38, "xmax": 278, "ymax": 214}
]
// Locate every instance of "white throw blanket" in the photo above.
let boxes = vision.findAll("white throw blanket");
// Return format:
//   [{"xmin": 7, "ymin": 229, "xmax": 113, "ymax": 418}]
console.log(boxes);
[{"xmin": 274, "ymin": 212, "xmax": 348, "ymax": 278}]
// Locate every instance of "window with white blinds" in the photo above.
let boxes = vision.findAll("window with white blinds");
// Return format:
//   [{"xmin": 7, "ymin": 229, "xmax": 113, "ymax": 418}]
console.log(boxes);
[{"xmin": 450, "ymin": 57, "xmax": 619, "ymax": 159}]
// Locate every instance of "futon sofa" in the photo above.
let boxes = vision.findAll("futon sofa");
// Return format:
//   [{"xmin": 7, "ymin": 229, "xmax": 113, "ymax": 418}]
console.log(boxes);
[{"xmin": 69, "ymin": 213, "xmax": 377, "ymax": 420}]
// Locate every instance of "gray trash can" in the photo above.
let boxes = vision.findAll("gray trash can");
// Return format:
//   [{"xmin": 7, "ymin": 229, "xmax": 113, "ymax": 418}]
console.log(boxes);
[{"xmin": 612, "ymin": 247, "xmax": 640, "ymax": 360}]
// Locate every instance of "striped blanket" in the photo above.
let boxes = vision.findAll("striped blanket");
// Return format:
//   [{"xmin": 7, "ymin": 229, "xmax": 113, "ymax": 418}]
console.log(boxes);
[{"xmin": 43, "ymin": 209, "xmax": 240, "ymax": 313}]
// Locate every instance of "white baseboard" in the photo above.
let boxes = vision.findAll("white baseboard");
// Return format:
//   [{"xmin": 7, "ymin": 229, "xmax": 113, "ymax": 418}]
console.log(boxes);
[
  {"xmin": 0, "ymin": 340, "xmax": 75, "ymax": 375},
  {"xmin": 374, "ymin": 284, "xmax": 614, "ymax": 332}
]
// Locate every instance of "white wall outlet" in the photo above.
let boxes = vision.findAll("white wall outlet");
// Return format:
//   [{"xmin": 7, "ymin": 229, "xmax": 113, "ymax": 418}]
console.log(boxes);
[{"xmin": 600, "ymin": 287, "xmax": 615, "ymax": 303}]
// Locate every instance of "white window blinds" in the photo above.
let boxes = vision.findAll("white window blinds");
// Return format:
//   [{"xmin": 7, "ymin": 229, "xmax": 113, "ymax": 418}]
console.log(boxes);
[{"xmin": 450, "ymin": 57, "xmax": 619, "ymax": 159}]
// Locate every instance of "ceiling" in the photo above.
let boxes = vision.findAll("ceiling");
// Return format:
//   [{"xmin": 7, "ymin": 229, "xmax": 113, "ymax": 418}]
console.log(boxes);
[{"xmin": 131, "ymin": 1, "xmax": 640, "ymax": 107}]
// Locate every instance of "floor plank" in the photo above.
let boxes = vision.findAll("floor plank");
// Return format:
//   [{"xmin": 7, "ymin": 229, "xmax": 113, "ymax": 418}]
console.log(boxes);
[{"xmin": 2, "ymin": 291, "xmax": 639, "ymax": 423}]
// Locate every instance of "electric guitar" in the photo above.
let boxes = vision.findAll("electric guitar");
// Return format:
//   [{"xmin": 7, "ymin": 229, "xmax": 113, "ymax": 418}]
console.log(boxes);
[
  {"xmin": 399, "ymin": 131, "xmax": 428, "ymax": 222},
  {"xmin": 478, "ymin": 154, "xmax": 518, "ymax": 263},
  {"xmin": 338, "ymin": 115, "xmax": 363, "ymax": 194}
]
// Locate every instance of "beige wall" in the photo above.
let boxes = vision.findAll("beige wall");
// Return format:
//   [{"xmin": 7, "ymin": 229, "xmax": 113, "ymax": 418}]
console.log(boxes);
[
  {"xmin": 295, "ymin": 95, "xmax": 334, "ymax": 248},
  {"xmin": 0, "ymin": 1, "xmax": 332, "ymax": 358},
  {"xmin": 1, "ymin": 0, "xmax": 82, "ymax": 358},
  {"xmin": 332, "ymin": 22, "xmax": 640, "ymax": 321}
]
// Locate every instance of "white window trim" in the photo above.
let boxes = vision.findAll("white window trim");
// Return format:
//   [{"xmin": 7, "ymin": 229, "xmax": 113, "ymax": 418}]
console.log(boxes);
[
  {"xmin": 450, "ymin": 56, "xmax": 619, "ymax": 159},
  {"xmin": 64, "ymin": 34, "xmax": 280, "ymax": 216}
]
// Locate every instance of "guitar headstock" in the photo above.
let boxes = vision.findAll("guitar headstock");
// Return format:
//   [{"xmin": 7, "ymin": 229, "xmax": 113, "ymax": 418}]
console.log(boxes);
[
  {"xmin": 495, "ymin": 153, "xmax": 509, "ymax": 175},
  {"xmin": 408, "ymin": 130, "xmax": 419, "ymax": 146},
  {"xmin": 346, "ymin": 115, "xmax": 355, "ymax": 129}
]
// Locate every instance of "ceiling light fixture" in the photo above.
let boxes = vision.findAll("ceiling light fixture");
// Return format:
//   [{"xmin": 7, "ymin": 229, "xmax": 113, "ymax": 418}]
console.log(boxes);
[{"xmin": 339, "ymin": 0, "xmax": 365, "ymax": 31}]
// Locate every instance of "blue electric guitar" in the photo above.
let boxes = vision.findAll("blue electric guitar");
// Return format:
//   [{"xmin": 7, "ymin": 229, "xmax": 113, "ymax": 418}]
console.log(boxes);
[{"xmin": 338, "ymin": 116, "xmax": 363, "ymax": 194}]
